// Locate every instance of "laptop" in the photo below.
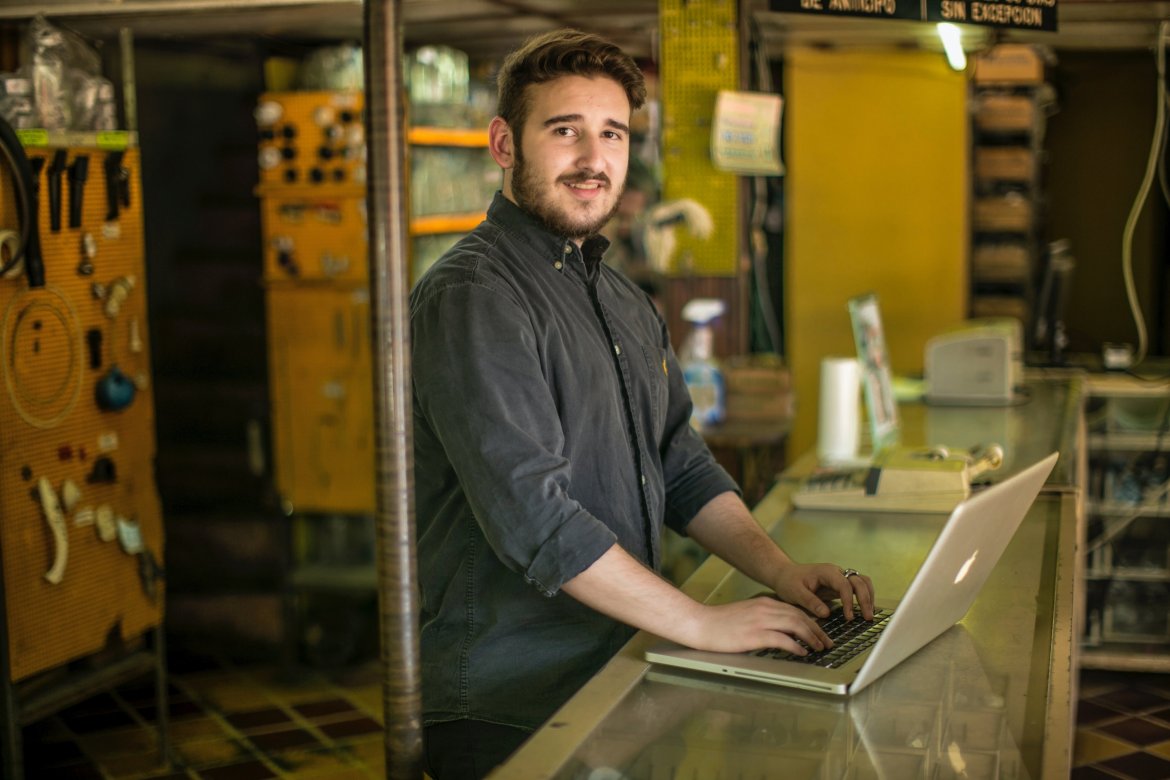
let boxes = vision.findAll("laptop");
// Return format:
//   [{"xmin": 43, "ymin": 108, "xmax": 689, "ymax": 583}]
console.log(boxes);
[{"xmin": 646, "ymin": 451, "xmax": 1059, "ymax": 696}]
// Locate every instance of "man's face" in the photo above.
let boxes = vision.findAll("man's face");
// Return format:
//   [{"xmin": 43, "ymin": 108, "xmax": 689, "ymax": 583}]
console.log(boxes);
[{"xmin": 503, "ymin": 75, "xmax": 631, "ymax": 241}]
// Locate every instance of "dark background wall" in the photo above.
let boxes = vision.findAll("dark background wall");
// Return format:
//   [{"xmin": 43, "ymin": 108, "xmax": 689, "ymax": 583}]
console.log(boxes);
[{"xmin": 1045, "ymin": 50, "xmax": 1170, "ymax": 359}]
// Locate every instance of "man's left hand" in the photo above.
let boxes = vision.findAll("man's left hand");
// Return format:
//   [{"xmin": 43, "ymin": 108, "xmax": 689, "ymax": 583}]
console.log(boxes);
[{"xmin": 771, "ymin": 563, "xmax": 875, "ymax": 622}]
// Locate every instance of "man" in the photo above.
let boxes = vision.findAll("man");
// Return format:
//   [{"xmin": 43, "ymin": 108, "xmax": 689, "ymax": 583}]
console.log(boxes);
[{"xmin": 410, "ymin": 29, "xmax": 874, "ymax": 779}]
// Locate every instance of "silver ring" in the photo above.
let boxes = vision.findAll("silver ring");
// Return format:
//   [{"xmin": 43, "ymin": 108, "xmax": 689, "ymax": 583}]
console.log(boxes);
[{"xmin": 841, "ymin": 568, "xmax": 859, "ymax": 579}]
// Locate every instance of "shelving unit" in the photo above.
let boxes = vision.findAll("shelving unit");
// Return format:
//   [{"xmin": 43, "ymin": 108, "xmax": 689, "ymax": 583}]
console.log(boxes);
[
  {"xmin": 406, "ymin": 124, "xmax": 493, "ymax": 281},
  {"xmin": 969, "ymin": 44, "xmax": 1054, "ymax": 337},
  {"xmin": 1081, "ymin": 373, "xmax": 1170, "ymax": 672}
]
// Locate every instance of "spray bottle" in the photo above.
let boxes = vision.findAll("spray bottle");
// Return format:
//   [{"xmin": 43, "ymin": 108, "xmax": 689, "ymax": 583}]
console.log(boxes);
[{"xmin": 678, "ymin": 298, "xmax": 726, "ymax": 430}]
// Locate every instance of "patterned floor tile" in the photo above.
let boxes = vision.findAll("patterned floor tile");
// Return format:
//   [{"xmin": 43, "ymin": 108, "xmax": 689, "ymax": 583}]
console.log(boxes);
[
  {"xmin": 1072, "ymin": 766, "xmax": 1126, "ymax": 780},
  {"xmin": 247, "ymin": 727, "xmax": 323, "ymax": 753},
  {"xmin": 1092, "ymin": 688, "xmax": 1170, "ymax": 714},
  {"xmin": 169, "ymin": 715, "xmax": 230, "ymax": 743},
  {"xmin": 174, "ymin": 736, "xmax": 250, "ymax": 767},
  {"xmin": 76, "ymin": 726, "xmax": 160, "ymax": 759},
  {"xmin": 197, "ymin": 759, "xmax": 277, "ymax": 780},
  {"xmin": 1075, "ymin": 730, "xmax": 1137, "ymax": 765},
  {"xmin": 1098, "ymin": 717, "xmax": 1170, "ymax": 747},
  {"xmin": 96, "ymin": 750, "xmax": 174, "ymax": 778},
  {"xmin": 223, "ymin": 706, "xmax": 294, "ymax": 733},
  {"xmin": 1101, "ymin": 750, "xmax": 1170, "ymax": 779},
  {"xmin": 291, "ymin": 698, "xmax": 354, "ymax": 717},
  {"xmin": 266, "ymin": 744, "xmax": 358, "ymax": 776},
  {"xmin": 1081, "ymin": 699, "xmax": 1130, "ymax": 725},
  {"xmin": 316, "ymin": 716, "xmax": 383, "ymax": 741}
]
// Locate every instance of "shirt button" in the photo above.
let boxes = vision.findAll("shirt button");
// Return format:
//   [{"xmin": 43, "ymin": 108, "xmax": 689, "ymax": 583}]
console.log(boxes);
[
  {"xmin": 554, "ymin": 261, "xmax": 563, "ymax": 270},
  {"xmin": 563, "ymin": 244, "xmax": 572, "ymax": 254},
  {"xmin": 614, "ymin": 344, "xmax": 622, "ymax": 356},
  {"xmin": 641, "ymin": 474, "xmax": 647, "ymax": 486}
]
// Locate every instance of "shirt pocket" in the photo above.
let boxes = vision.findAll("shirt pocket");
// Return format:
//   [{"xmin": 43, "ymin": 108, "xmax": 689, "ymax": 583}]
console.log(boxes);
[{"xmin": 640, "ymin": 343, "xmax": 670, "ymax": 439}]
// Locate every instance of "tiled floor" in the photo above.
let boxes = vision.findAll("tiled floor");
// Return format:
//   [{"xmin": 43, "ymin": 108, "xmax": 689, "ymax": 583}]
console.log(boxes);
[
  {"xmin": 18, "ymin": 651, "xmax": 387, "ymax": 779},
  {"xmin": 16, "ymin": 659, "xmax": 1170, "ymax": 778},
  {"xmin": 1075, "ymin": 669, "xmax": 1170, "ymax": 779}
]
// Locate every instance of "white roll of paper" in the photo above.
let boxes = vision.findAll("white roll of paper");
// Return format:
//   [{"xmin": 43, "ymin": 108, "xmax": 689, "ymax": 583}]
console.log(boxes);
[{"xmin": 817, "ymin": 356, "xmax": 861, "ymax": 464}]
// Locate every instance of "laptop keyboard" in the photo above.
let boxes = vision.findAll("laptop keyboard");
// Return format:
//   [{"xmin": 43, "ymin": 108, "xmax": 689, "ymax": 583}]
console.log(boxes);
[{"xmin": 752, "ymin": 606, "xmax": 895, "ymax": 669}]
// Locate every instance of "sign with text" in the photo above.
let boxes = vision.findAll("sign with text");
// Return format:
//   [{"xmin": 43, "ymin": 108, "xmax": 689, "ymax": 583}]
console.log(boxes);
[
  {"xmin": 769, "ymin": 0, "xmax": 1056, "ymax": 31},
  {"xmin": 927, "ymin": 0, "xmax": 1056, "ymax": 31}
]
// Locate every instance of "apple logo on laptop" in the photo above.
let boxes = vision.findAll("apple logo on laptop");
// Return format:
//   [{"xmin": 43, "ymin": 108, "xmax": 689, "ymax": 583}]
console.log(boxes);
[{"xmin": 954, "ymin": 550, "xmax": 978, "ymax": 584}]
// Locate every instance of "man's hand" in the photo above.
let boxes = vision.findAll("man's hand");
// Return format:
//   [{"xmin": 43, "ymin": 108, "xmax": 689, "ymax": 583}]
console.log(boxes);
[
  {"xmin": 771, "ymin": 563, "xmax": 875, "ymax": 622},
  {"xmin": 562, "ymin": 544, "xmax": 837, "ymax": 656},
  {"xmin": 682, "ymin": 596, "xmax": 833, "ymax": 656}
]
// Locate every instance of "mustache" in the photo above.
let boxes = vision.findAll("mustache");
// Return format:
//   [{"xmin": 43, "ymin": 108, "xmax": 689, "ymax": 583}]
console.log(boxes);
[{"xmin": 558, "ymin": 171, "xmax": 611, "ymax": 187}]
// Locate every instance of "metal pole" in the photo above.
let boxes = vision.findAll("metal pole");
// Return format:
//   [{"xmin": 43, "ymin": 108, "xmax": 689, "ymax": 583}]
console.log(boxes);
[{"xmin": 362, "ymin": 0, "xmax": 422, "ymax": 777}]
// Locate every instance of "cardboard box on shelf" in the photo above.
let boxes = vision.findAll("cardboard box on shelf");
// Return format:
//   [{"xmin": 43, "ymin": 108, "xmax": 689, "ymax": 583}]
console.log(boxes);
[
  {"xmin": 972, "ymin": 243, "xmax": 1032, "ymax": 284},
  {"xmin": 974, "ymin": 44, "xmax": 1047, "ymax": 84},
  {"xmin": 975, "ymin": 147, "xmax": 1037, "ymax": 182},
  {"xmin": 971, "ymin": 296, "xmax": 1029, "ymax": 323},
  {"xmin": 974, "ymin": 194, "xmax": 1034, "ymax": 233},
  {"xmin": 975, "ymin": 95, "xmax": 1038, "ymax": 133}
]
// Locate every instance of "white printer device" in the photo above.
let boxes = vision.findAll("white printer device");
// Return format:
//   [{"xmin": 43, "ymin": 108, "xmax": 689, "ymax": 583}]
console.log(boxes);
[{"xmin": 924, "ymin": 318, "xmax": 1024, "ymax": 406}]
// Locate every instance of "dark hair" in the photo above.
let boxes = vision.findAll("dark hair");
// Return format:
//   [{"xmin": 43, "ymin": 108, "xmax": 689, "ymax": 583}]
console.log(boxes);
[{"xmin": 496, "ymin": 29, "xmax": 647, "ymax": 136}]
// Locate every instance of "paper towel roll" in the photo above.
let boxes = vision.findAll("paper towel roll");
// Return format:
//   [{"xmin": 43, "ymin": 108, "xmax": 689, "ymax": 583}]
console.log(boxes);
[{"xmin": 817, "ymin": 357, "xmax": 861, "ymax": 464}]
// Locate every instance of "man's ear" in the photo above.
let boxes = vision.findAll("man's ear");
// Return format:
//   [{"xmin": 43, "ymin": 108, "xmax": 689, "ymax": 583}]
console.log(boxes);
[{"xmin": 488, "ymin": 116, "xmax": 515, "ymax": 170}]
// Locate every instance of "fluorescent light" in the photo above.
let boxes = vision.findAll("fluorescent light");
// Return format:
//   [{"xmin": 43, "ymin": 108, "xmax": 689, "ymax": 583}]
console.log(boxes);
[{"xmin": 937, "ymin": 23, "xmax": 967, "ymax": 71}]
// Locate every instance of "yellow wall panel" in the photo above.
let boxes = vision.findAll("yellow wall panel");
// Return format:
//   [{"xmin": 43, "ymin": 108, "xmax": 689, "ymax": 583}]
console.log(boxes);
[{"xmin": 784, "ymin": 48, "xmax": 969, "ymax": 456}]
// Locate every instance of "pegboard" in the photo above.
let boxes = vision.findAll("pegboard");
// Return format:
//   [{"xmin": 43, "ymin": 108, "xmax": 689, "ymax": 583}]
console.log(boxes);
[
  {"xmin": 659, "ymin": 0, "xmax": 740, "ymax": 276},
  {"xmin": 255, "ymin": 91, "xmax": 366, "ymax": 193},
  {"xmin": 0, "ymin": 144, "xmax": 163, "ymax": 682},
  {"xmin": 260, "ymin": 194, "xmax": 368, "ymax": 284},
  {"xmin": 266, "ymin": 283, "xmax": 375, "ymax": 514}
]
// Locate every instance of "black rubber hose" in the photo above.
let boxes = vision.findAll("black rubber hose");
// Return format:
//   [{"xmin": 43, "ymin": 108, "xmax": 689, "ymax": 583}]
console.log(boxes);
[{"xmin": 0, "ymin": 114, "xmax": 43, "ymax": 288}]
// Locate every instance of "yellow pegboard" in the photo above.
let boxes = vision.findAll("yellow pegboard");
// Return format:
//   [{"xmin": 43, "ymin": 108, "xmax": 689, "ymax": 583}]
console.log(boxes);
[
  {"xmin": 0, "ymin": 145, "xmax": 163, "ymax": 682},
  {"xmin": 260, "ymin": 194, "xmax": 368, "ymax": 284},
  {"xmin": 266, "ymin": 283, "xmax": 375, "ymax": 514},
  {"xmin": 255, "ymin": 91, "xmax": 366, "ymax": 194},
  {"xmin": 659, "ymin": 0, "xmax": 740, "ymax": 276}
]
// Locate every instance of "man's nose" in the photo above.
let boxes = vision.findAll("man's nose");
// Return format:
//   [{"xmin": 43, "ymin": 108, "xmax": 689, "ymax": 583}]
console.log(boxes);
[{"xmin": 576, "ymin": 136, "xmax": 605, "ymax": 172}]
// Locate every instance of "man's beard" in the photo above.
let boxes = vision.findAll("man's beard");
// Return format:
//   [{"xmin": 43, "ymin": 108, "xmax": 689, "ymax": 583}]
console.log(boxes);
[{"xmin": 511, "ymin": 145, "xmax": 624, "ymax": 240}]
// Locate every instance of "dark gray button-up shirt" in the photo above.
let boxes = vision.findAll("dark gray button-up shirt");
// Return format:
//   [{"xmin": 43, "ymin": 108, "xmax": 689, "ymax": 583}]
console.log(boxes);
[{"xmin": 411, "ymin": 192, "xmax": 738, "ymax": 730}]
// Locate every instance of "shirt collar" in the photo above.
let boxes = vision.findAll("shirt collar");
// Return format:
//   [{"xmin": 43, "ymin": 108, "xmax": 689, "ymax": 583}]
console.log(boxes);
[{"xmin": 486, "ymin": 192, "xmax": 611, "ymax": 272}]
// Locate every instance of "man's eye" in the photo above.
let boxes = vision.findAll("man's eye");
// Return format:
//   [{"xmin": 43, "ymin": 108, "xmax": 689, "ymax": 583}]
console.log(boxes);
[
  {"xmin": 554, "ymin": 127, "xmax": 575, "ymax": 136},
  {"xmin": 603, "ymin": 131, "xmax": 624, "ymax": 141}
]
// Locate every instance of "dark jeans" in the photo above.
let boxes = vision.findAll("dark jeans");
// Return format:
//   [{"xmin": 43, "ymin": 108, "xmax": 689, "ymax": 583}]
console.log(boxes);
[{"xmin": 423, "ymin": 719, "xmax": 533, "ymax": 780}]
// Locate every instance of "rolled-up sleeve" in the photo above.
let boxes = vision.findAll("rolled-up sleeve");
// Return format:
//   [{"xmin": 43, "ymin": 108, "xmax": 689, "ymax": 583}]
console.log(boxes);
[{"xmin": 412, "ymin": 277, "xmax": 616, "ymax": 596}]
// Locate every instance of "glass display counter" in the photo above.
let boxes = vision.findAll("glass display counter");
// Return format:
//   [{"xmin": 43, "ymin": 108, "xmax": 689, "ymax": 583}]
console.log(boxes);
[{"xmin": 494, "ymin": 375, "xmax": 1081, "ymax": 779}]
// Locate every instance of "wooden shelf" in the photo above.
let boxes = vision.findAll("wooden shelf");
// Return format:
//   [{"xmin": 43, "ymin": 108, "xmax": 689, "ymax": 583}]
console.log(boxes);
[
  {"xmin": 1089, "ymin": 500, "xmax": 1170, "ymax": 518},
  {"xmin": 1085, "ymin": 568, "xmax": 1170, "ymax": 582},
  {"xmin": 410, "ymin": 212, "xmax": 484, "ymax": 236},
  {"xmin": 1080, "ymin": 646, "xmax": 1170, "ymax": 672},
  {"xmin": 1089, "ymin": 432, "xmax": 1170, "ymax": 451},
  {"xmin": 408, "ymin": 127, "xmax": 489, "ymax": 148},
  {"xmin": 287, "ymin": 564, "xmax": 377, "ymax": 592}
]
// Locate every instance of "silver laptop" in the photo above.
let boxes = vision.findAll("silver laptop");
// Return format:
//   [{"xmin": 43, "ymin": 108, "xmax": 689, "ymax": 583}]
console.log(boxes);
[{"xmin": 646, "ymin": 452, "xmax": 1058, "ymax": 696}]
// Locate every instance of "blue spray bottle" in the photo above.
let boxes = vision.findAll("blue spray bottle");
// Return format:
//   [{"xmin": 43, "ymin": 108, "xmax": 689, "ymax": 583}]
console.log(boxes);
[{"xmin": 679, "ymin": 298, "xmax": 726, "ymax": 430}]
